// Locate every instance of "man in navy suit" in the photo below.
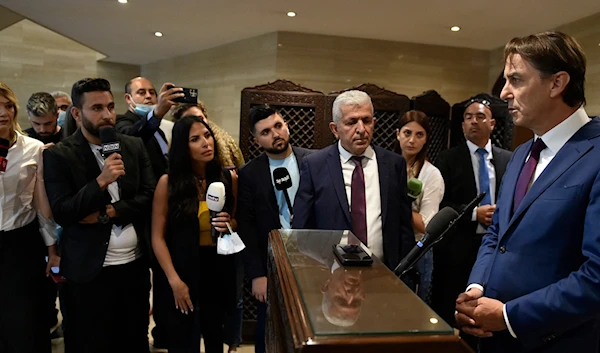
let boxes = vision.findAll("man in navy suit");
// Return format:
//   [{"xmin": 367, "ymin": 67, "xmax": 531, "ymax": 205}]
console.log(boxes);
[
  {"xmin": 455, "ymin": 31, "xmax": 600, "ymax": 353},
  {"xmin": 293, "ymin": 90, "xmax": 414, "ymax": 272}
]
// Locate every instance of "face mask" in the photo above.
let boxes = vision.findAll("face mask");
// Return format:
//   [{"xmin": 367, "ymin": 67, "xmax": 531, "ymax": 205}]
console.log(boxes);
[
  {"xmin": 132, "ymin": 103, "xmax": 155, "ymax": 116},
  {"xmin": 57, "ymin": 111, "xmax": 67, "ymax": 128}
]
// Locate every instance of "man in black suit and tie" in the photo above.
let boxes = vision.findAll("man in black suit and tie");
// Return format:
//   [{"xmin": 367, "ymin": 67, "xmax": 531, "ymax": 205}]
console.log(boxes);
[
  {"xmin": 430, "ymin": 95, "xmax": 512, "ymax": 348},
  {"xmin": 237, "ymin": 104, "xmax": 311, "ymax": 353},
  {"xmin": 293, "ymin": 90, "xmax": 414, "ymax": 273},
  {"xmin": 43, "ymin": 78, "xmax": 155, "ymax": 353}
]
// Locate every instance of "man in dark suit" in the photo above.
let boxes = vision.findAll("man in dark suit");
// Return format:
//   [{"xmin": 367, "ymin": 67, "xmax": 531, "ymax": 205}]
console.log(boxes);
[
  {"xmin": 456, "ymin": 32, "xmax": 600, "ymax": 353},
  {"xmin": 237, "ymin": 104, "xmax": 311, "ymax": 353},
  {"xmin": 43, "ymin": 78, "xmax": 155, "ymax": 353},
  {"xmin": 431, "ymin": 94, "xmax": 511, "ymax": 347},
  {"xmin": 116, "ymin": 77, "xmax": 182, "ymax": 348},
  {"xmin": 293, "ymin": 90, "xmax": 414, "ymax": 272}
]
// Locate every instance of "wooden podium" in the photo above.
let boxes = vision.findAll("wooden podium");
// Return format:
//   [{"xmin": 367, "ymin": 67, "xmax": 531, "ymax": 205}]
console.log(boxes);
[{"xmin": 266, "ymin": 229, "xmax": 474, "ymax": 353}]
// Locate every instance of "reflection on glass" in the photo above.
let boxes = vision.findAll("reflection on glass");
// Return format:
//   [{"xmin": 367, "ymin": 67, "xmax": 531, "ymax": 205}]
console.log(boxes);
[{"xmin": 321, "ymin": 265, "xmax": 365, "ymax": 327}]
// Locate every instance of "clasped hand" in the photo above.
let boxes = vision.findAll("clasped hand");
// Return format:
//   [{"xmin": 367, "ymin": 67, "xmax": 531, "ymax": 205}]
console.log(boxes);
[{"xmin": 455, "ymin": 288, "xmax": 507, "ymax": 338}]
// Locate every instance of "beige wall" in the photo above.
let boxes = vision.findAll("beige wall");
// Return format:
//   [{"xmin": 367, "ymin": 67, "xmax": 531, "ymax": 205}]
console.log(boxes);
[
  {"xmin": 0, "ymin": 17, "xmax": 140, "ymax": 128},
  {"xmin": 142, "ymin": 33, "xmax": 279, "ymax": 141},
  {"xmin": 276, "ymin": 32, "xmax": 490, "ymax": 106},
  {"xmin": 488, "ymin": 13, "xmax": 600, "ymax": 115}
]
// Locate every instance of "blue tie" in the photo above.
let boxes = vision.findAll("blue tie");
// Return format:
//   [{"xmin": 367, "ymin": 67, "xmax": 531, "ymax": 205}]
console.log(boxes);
[{"xmin": 477, "ymin": 148, "xmax": 492, "ymax": 206}]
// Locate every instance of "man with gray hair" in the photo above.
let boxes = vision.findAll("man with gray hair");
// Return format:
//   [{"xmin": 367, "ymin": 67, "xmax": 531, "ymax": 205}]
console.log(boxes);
[
  {"xmin": 25, "ymin": 92, "xmax": 63, "ymax": 144},
  {"xmin": 50, "ymin": 91, "xmax": 72, "ymax": 113},
  {"xmin": 293, "ymin": 90, "xmax": 414, "ymax": 273}
]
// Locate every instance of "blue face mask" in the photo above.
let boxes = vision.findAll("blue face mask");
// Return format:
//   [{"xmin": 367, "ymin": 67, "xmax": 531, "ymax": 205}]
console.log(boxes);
[
  {"xmin": 133, "ymin": 103, "xmax": 155, "ymax": 116},
  {"xmin": 57, "ymin": 111, "xmax": 67, "ymax": 128}
]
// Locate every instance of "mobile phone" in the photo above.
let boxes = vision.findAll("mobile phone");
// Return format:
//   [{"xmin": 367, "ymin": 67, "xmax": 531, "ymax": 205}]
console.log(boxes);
[
  {"xmin": 167, "ymin": 85, "xmax": 198, "ymax": 104},
  {"xmin": 46, "ymin": 256, "xmax": 67, "ymax": 283},
  {"xmin": 333, "ymin": 244, "xmax": 373, "ymax": 266}
]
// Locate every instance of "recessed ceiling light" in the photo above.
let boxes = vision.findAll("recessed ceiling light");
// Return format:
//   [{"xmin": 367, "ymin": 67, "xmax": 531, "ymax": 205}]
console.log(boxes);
[
  {"xmin": 154, "ymin": 31, "xmax": 163, "ymax": 37},
  {"xmin": 287, "ymin": 11, "xmax": 296, "ymax": 17},
  {"xmin": 450, "ymin": 26, "xmax": 461, "ymax": 32},
  {"xmin": 118, "ymin": 0, "xmax": 127, "ymax": 3}
]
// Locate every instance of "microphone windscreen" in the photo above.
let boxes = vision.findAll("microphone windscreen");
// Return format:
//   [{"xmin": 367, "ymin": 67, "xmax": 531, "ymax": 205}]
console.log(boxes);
[
  {"xmin": 273, "ymin": 167, "xmax": 292, "ymax": 190},
  {"xmin": 407, "ymin": 178, "xmax": 423, "ymax": 198},
  {"xmin": 99, "ymin": 127, "xmax": 118, "ymax": 144},
  {"xmin": 0, "ymin": 138, "xmax": 9, "ymax": 158},
  {"xmin": 206, "ymin": 182, "xmax": 226, "ymax": 212},
  {"xmin": 424, "ymin": 207, "xmax": 459, "ymax": 241}
]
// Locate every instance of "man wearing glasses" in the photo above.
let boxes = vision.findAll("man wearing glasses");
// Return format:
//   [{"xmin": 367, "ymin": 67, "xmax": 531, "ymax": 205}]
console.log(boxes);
[{"xmin": 430, "ymin": 94, "xmax": 512, "ymax": 349}]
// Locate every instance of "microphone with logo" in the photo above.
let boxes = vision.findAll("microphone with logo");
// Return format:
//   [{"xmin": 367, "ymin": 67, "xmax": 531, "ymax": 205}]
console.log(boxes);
[
  {"xmin": 0, "ymin": 138, "xmax": 9, "ymax": 173},
  {"xmin": 273, "ymin": 167, "xmax": 293, "ymax": 216},
  {"xmin": 407, "ymin": 178, "xmax": 423, "ymax": 199},
  {"xmin": 206, "ymin": 182, "xmax": 226, "ymax": 243},
  {"xmin": 99, "ymin": 127, "xmax": 121, "ymax": 158}
]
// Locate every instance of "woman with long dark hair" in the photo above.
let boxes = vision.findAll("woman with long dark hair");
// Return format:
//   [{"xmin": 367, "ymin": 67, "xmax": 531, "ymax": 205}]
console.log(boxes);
[
  {"xmin": 393, "ymin": 110, "xmax": 444, "ymax": 303},
  {"xmin": 151, "ymin": 115, "xmax": 238, "ymax": 353},
  {"xmin": 0, "ymin": 82, "xmax": 58, "ymax": 353}
]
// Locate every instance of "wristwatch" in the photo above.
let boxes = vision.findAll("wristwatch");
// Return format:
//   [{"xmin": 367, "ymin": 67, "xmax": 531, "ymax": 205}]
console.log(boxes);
[{"xmin": 97, "ymin": 207, "xmax": 110, "ymax": 224}]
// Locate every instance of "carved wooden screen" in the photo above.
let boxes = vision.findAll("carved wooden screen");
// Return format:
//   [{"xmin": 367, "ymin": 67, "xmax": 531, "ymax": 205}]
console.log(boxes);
[
  {"xmin": 411, "ymin": 90, "xmax": 451, "ymax": 164},
  {"xmin": 449, "ymin": 94, "xmax": 514, "ymax": 150},
  {"xmin": 325, "ymin": 84, "xmax": 411, "ymax": 151},
  {"xmin": 239, "ymin": 80, "xmax": 327, "ymax": 162}
]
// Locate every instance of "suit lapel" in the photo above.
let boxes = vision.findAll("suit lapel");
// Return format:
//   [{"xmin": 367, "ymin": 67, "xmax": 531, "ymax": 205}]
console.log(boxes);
[
  {"xmin": 375, "ymin": 147, "xmax": 390, "ymax": 227},
  {"xmin": 257, "ymin": 153, "xmax": 280, "ymax": 224},
  {"xmin": 492, "ymin": 146, "xmax": 508, "ymax": 193},
  {"xmin": 73, "ymin": 129, "xmax": 102, "ymax": 181},
  {"xmin": 459, "ymin": 144, "xmax": 478, "ymax": 197},
  {"xmin": 326, "ymin": 146, "xmax": 351, "ymax": 224},
  {"xmin": 499, "ymin": 140, "xmax": 531, "ymax": 233}
]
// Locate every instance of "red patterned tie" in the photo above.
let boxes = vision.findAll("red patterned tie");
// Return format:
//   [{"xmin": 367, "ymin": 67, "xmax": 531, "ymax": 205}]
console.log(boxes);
[
  {"xmin": 513, "ymin": 138, "xmax": 547, "ymax": 214},
  {"xmin": 351, "ymin": 156, "xmax": 367, "ymax": 245}
]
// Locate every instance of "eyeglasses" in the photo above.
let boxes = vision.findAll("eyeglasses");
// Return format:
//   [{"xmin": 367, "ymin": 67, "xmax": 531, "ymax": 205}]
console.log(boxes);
[{"xmin": 58, "ymin": 105, "xmax": 69, "ymax": 111}]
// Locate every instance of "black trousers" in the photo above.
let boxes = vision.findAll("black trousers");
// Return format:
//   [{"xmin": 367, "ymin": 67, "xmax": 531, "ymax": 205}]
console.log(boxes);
[
  {"xmin": 159, "ymin": 246, "xmax": 237, "ymax": 353},
  {"xmin": 0, "ymin": 220, "xmax": 50, "ymax": 353},
  {"xmin": 64, "ymin": 257, "xmax": 151, "ymax": 353},
  {"xmin": 151, "ymin": 260, "xmax": 169, "ymax": 346}
]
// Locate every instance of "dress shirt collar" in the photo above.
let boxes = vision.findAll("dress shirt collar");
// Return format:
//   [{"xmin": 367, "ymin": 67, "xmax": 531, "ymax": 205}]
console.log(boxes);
[
  {"xmin": 338, "ymin": 141, "xmax": 375, "ymax": 163},
  {"xmin": 466, "ymin": 139, "xmax": 492, "ymax": 158},
  {"xmin": 535, "ymin": 107, "xmax": 591, "ymax": 155}
]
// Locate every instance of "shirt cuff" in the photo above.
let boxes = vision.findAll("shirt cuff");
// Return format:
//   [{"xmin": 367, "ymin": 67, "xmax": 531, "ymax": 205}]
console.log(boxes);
[
  {"xmin": 37, "ymin": 213, "xmax": 58, "ymax": 246},
  {"xmin": 471, "ymin": 206, "xmax": 478, "ymax": 222},
  {"xmin": 147, "ymin": 109, "xmax": 154, "ymax": 121},
  {"xmin": 503, "ymin": 304, "xmax": 517, "ymax": 338},
  {"xmin": 466, "ymin": 283, "xmax": 484, "ymax": 293}
]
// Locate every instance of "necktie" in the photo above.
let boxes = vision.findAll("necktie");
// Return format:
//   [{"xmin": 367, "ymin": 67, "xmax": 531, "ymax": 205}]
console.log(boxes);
[
  {"xmin": 513, "ymin": 138, "xmax": 547, "ymax": 214},
  {"xmin": 351, "ymin": 156, "xmax": 367, "ymax": 245},
  {"xmin": 476, "ymin": 148, "xmax": 492, "ymax": 206}
]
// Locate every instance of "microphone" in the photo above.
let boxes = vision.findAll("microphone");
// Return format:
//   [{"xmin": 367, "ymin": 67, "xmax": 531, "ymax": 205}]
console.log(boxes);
[
  {"xmin": 99, "ymin": 127, "xmax": 120, "ymax": 159},
  {"xmin": 456, "ymin": 192, "xmax": 486, "ymax": 223},
  {"xmin": 273, "ymin": 167, "xmax": 294, "ymax": 216},
  {"xmin": 407, "ymin": 178, "xmax": 423, "ymax": 199},
  {"xmin": 0, "ymin": 138, "xmax": 8, "ymax": 172},
  {"xmin": 206, "ymin": 182, "xmax": 226, "ymax": 243},
  {"xmin": 394, "ymin": 207, "xmax": 459, "ymax": 276}
]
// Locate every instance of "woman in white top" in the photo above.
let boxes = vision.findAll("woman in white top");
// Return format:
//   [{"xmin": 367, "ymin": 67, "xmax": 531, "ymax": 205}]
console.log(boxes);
[
  {"xmin": 394, "ymin": 110, "xmax": 444, "ymax": 303},
  {"xmin": 0, "ymin": 82, "xmax": 58, "ymax": 353}
]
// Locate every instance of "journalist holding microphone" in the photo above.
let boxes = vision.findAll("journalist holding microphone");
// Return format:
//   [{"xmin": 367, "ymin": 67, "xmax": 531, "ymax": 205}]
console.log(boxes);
[
  {"xmin": 393, "ymin": 110, "xmax": 444, "ymax": 303},
  {"xmin": 151, "ymin": 115, "xmax": 238, "ymax": 353},
  {"xmin": 0, "ymin": 82, "xmax": 59, "ymax": 353},
  {"xmin": 43, "ymin": 78, "xmax": 155, "ymax": 353}
]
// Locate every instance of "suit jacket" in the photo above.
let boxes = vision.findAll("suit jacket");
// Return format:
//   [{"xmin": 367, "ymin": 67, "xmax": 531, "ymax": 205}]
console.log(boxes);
[
  {"xmin": 292, "ymin": 144, "xmax": 414, "ymax": 271},
  {"xmin": 469, "ymin": 117, "xmax": 600, "ymax": 353},
  {"xmin": 43, "ymin": 130, "xmax": 156, "ymax": 283},
  {"xmin": 434, "ymin": 143, "xmax": 511, "ymax": 262},
  {"xmin": 237, "ymin": 146, "xmax": 312, "ymax": 280},
  {"xmin": 116, "ymin": 110, "xmax": 168, "ymax": 181}
]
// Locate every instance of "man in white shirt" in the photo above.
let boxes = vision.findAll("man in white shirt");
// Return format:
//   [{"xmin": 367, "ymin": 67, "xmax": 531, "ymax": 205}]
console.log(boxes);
[
  {"xmin": 293, "ymin": 90, "xmax": 414, "ymax": 274},
  {"xmin": 43, "ymin": 78, "xmax": 155, "ymax": 353},
  {"xmin": 455, "ymin": 31, "xmax": 600, "ymax": 353}
]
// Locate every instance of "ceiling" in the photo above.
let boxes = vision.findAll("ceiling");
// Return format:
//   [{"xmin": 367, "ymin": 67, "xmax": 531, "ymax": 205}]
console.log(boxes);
[{"xmin": 1, "ymin": 0, "xmax": 599, "ymax": 65}]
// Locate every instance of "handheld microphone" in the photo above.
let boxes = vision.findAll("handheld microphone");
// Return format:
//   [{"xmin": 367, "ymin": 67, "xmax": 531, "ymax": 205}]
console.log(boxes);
[
  {"xmin": 457, "ymin": 192, "xmax": 486, "ymax": 222},
  {"xmin": 273, "ymin": 167, "xmax": 294, "ymax": 216},
  {"xmin": 394, "ymin": 207, "xmax": 459, "ymax": 276},
  {"xmin": 0, "ymin": 138, "xmax": 8, "ymax": 172},
  {"xmin": 407, "ymin": 178, "xmax": 423, "ymax": 199},
  {"xmin": 99, "ymin": 127, "xmax": 120, "ymax": 159},
  {"xmin": 206, "ymin": 182, "xmax": 226, "ymax": 243}
]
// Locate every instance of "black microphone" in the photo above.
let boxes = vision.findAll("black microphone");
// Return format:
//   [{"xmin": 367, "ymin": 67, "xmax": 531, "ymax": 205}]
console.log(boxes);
[
  {"xmin": 0, "ymin": 138, "xmax": 8, "ymax": 172},
  {"xmin": 273, "ymin": 167, "xmax": 294, "ymax": 216},
  {"xmin": 456, "ymin": 192, "xmax": 487, "ymax": 222},
  {"xmin": 99, "ymin": 127, "xmax": 120, "ymax": 159},
  {"xmin": 394, "ymin": 207, "xmax": 459, "ymax": 277}
]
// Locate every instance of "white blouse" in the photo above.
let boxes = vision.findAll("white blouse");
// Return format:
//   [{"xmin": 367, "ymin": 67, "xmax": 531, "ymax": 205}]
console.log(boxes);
[
  {"xmin": 0, "ymin": 133, "xmax": 57, "ymax": 245},
  {"xmin": 412, "ymin": 161, "xmax": 445, "ymax": 242}
]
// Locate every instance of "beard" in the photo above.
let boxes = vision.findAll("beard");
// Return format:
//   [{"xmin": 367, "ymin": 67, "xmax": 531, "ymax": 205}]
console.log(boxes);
[
  {"xmin": 38, "ymin": 133, "xmax": 55, "ymax": 144},
  {"xmin": 264, "ymin": 138, "xmax": 290, "ymax": 155},
  {"xmin": 81, "ymin": 114, "xmax": 114, "ymax": 137}
]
